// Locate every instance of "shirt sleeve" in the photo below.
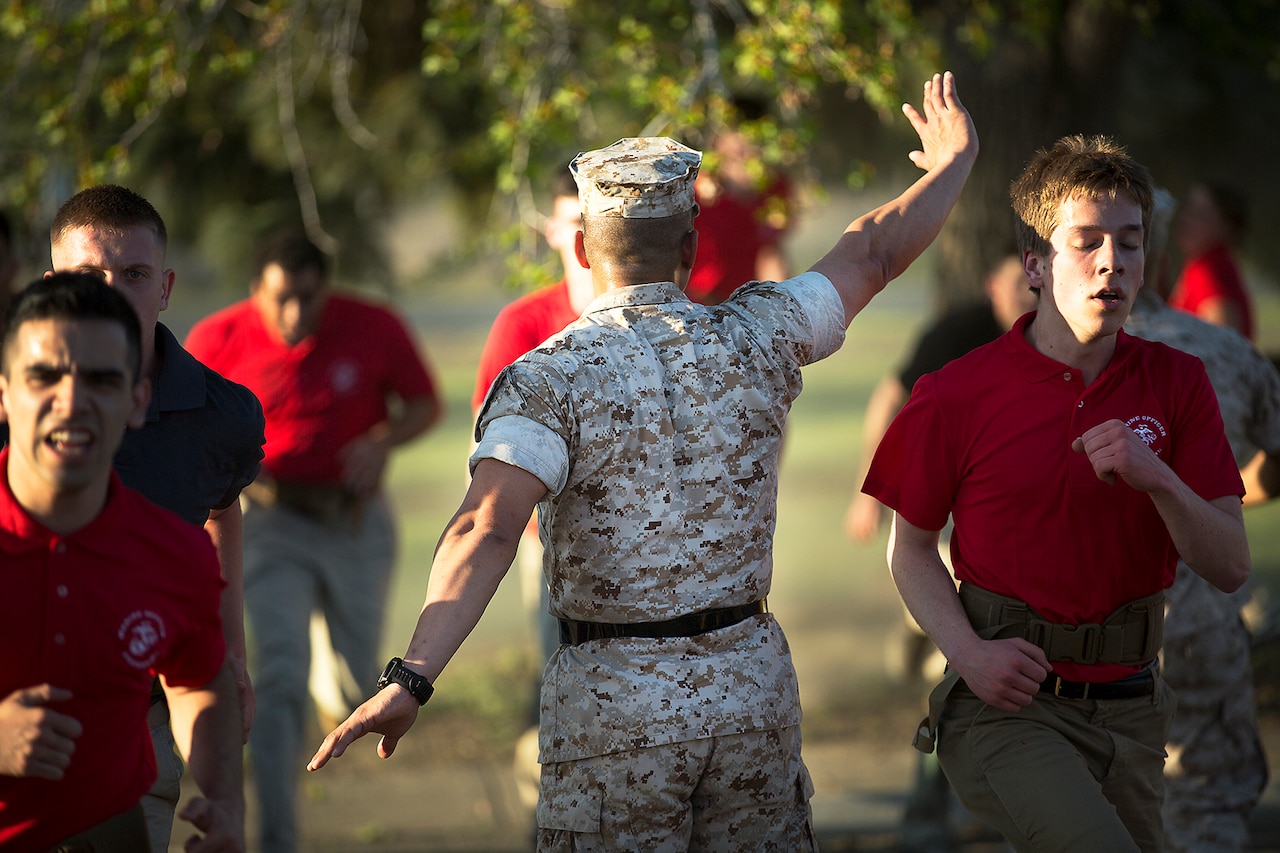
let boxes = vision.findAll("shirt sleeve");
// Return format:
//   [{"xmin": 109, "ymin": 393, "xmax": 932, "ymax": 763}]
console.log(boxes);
[
  {"xmin": 1171, "ymin": 355, "xmax": 1247, "ymax": 501},
  {"xmin": 155, "ymin": 532, "xmax": 227, "ymax": 689},
  {"xmin": 472, "ymin": 355, "xmax": 575, "ymax": 495},
  {"xmin": 861, "ymin": 371, "xmax": 957, "ymax": 531}
]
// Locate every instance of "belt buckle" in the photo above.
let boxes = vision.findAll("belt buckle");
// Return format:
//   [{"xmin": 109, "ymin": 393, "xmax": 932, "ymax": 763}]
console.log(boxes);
[{"xmin": 1052, "ymin": 677, "xmax": 1088, "ymax": 700}]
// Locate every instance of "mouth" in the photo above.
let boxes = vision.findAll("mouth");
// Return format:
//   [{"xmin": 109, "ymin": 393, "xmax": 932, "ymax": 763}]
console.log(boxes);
[
  {"xmin": 46, "ymin": 427, "xmax": 94, "ymax": 457},
  {"xmin": 1092, "ymin": 288, "xmax": 1125, "ymax": 308}
]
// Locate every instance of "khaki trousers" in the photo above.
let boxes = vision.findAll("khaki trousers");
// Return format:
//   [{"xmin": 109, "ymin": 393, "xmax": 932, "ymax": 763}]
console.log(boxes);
[{"xmin": 937, "ymin": 677, "xmax": 1174, "ymax": 852}]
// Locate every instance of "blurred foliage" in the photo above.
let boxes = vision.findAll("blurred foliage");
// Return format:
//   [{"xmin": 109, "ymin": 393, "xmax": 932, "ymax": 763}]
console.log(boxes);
[
  {"xmin": 2, "ymin": 0, "xmax": 1278, "ymax": 298},
  {"xmin": 1, "ymin": 0, "xmax": 933, "ymax": 292}
]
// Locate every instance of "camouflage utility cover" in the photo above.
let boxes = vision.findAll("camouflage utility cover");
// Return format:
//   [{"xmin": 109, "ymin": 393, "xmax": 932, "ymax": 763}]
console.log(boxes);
[{"xmin": 473, "ymin": 272, "xmax": 845, "ymax": 762}]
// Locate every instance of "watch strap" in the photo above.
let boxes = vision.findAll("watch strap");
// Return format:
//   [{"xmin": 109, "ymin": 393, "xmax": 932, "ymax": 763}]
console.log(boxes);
[{"xmin": 378, "ymin": 657, "xmax": 434, "ymax": 706}]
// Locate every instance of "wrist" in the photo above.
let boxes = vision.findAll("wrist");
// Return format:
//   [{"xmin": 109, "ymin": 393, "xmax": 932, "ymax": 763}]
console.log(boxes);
[{"xmin": 377, "ymin": 657, "xmax": 434, "ymax": 706}]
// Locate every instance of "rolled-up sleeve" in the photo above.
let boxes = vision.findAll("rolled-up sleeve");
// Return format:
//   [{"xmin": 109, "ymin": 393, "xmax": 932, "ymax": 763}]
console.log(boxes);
[{"xmin": 471, "ymin": 415, "xmax": 570, "ymax": 496}]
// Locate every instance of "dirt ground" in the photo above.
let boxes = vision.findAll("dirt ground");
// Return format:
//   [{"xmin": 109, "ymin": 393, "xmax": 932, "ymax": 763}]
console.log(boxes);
[{"xmin": 168, "ymin": 641, "xmax": 1280, "ymax": 853}]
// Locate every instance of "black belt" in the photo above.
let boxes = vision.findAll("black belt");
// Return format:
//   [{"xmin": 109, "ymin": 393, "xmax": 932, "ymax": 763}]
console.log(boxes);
[
  {"xmin": 558, "ymin": 599, "xmax": 767, "ymax": 646},
  {"xmin": 1039, "ymin": 667, "xmax": 1155, "ymax": 700}
]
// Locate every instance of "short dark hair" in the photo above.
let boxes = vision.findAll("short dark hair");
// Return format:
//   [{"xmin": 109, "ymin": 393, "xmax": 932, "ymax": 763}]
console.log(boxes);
[
  {"xmin": 1010, "ymin": 135, "xmax": 1153, "ymax": 258},
  {"xmin": 251, "ymin": 230, "xmax": 328, "ymax": 280},
  {"xmin": 50, "ymin": 185, "xmax": 168, "ymax": 252},
  {"xmin": 2, "ymin": 273, "xmax": 143, "ymax": 380}
]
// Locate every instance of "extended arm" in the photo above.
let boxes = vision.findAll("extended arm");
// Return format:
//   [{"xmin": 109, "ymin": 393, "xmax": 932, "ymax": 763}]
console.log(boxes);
[
  {"xmin": 163, "ymin": 663, "xmax": 245, "ymax": 852},
  {"xmin": 340, "ymin": 395, "xmax": 442, "ymax": 495},
  {"xmin": 889, "ymin": 514, "xmax": 1049, "ymax": 712},
  {"xmin": 809, "ymin": 72, "xmax": 978, "ymax": 326},
  {"xmin": 308, "ymin": 457, "xmax": 546, "ymax": 770},
  {"xmin": 1073, "ymin": 420, "xmax": 1250, "ymax": 592},
  {"xmin": 205, "ymin": 503, "xmax": 252, "ymax": 743}
]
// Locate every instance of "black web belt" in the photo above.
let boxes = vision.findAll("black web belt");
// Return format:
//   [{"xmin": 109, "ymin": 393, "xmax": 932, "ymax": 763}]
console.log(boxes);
[
  {"xmin": 1038, "ymin": 665, "xmax": 1155, "ymax": 701},
  {"xmin": 558, "ymin": 599, "xmax": 767, "ymax": 646}
]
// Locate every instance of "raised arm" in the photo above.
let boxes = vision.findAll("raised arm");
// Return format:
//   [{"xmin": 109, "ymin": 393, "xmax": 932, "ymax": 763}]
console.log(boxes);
[{"xmin": 809, "ymin": 71, "xmax": 978, "ymax": 327}]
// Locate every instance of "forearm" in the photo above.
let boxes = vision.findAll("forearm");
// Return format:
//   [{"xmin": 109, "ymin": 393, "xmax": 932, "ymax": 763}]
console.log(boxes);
[
  {"xmin": 205, "ymin": 506, "xmax": 247, "ymax": 665},
  {"xmin": 374, "ymin": 396, "xmax": 441, "ymax": 449},
  {"xmin": 164, "ymin": 665, "xmax": 245, "ymax": 809},
  {"xmin": 811, "ymin": 152, "xmax": 975, "ymax": 326},
  {"xmin": 401, "ymin": 509, "xmax": 522, "ymax": 683},
  {"xmin": 1241, "ymin": 449, "xmax": 1280, "ymax": 507},
  {"xmin": 1151, "ymin": 486, "xmax": 1250, "ymax": 592},
  {"xmin": 887, "ymin": 516, "xmax": 974, "ymax": 663}
]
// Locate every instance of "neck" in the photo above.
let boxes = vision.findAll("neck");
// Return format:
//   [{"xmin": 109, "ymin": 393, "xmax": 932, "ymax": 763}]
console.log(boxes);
[
  {"xmin": 141, "ymin": 325, "xmax": 160, "ymax": 383},
  {"xmin": 8, "ymin": 475, "xmax": 109, "ymax": 536},
  {"xmin": 1024, "ymin": 315, "xmax": 1118, "ymax": 386}
]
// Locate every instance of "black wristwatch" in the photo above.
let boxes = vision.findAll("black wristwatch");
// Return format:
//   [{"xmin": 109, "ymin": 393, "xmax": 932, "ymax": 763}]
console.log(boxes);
[{"xmin": 377, "ymin": 657, "xmax": 434, "ymax": 706}]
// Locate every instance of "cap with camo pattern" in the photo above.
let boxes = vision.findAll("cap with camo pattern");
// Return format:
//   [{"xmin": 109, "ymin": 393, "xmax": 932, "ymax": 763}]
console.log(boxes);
[{"xmin": 570, "ymin": 137, "xmax": 702, "ymax": 218}]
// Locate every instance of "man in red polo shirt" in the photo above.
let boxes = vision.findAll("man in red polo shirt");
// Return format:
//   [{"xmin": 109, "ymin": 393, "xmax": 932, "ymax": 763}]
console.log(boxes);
[
  {"xmin": 863, "ymin": 136, "xmax": 1249, "ymax": 851},
  {"xmin": 0, "ymin": 273, "xmax": 243, "ymax": 851},
  {"xmin": 185, "ymin": 231, "xmax": 442, "ymax": 853}
]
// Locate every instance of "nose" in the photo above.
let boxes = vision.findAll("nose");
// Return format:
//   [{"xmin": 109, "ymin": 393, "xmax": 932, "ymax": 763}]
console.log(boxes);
[
  {"xmin": 1098, "ymin": 238, "xmax": 1126, "ymax": 277},
  {"xmin": 53, "ymin": 374, "xmax": 89, "ymax": 414}
]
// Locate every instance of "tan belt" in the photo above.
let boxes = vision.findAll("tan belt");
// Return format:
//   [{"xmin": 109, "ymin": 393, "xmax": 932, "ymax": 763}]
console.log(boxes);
[
  {"xmin": 958, "ymin": 582, "xmax": 1163, "ymax": 666},
  {"xmin": 912, "ymin": 583, "xmax": 1164, "ymax": 754},
  {"xmin": 244, "ymin": 477, "xmax": 366, "ymax": 530}
]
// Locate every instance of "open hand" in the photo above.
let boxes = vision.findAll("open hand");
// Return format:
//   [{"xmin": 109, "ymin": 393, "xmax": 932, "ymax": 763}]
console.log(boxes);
[
  {"xmin": 903, "ymin": 72, "xmax": 978, "ymax": 173},
  {"xmin": 308, "ymin": 684, "xmax": 421, "ymax": 771}
]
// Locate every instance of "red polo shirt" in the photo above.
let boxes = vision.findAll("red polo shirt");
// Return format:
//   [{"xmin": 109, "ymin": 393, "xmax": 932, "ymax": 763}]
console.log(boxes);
[
  {"xmin": 863, "ymin": 313, "xmax": 1242, "ymax": 682},
  {"xmin": 472, "ymin": 279, "xmax": 581, "ymax": 412},
  {"xmin": 0, "ymin": 453, "xmax": 225, "ymax": 849},
  {"xmin": 186, "ymin": 292, "xmax": 438, "ymax": 483}
]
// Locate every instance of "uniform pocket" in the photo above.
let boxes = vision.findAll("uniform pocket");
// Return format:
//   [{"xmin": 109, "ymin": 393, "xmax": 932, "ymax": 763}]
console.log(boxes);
[{"xmin": 535, "ymin": 761, "xmax": 602, "ymax": 832}]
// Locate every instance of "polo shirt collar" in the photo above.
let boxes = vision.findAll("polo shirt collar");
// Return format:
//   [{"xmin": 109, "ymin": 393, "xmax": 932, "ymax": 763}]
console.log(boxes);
[
  {"xmin": 585, "ymin": 281, "xmax": 689, "ymax": 315},
  {"xmin": 0, "ymin": 448, "xmax": 129, "ymax": 557},
  {"xmin": 146, "ymin": 323, "xmax": 206, "ymax": 421},
  {"xmin": 1005, "ymin": 311, "xmax": 1135, "ymax": 384}
]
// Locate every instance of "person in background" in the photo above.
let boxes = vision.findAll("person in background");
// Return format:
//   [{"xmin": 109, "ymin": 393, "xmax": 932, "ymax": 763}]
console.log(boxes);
[
  {"xmin": 47, "ymin": 185, "xmax": 265, "ymax": 852},
  {"xmin": 1126, "ymin": 186, "xmax": 1280, "ymax": 853},
  {"xmin": 185, "ymin": 230, "xmax": 442, "ymax": 853},
  {"xmin": 1168, "ymin": 182, "xmax": 1255, "ymax": 341},
  {"xmin": 0, "ymin": 273, "xmax": 243, "ymax": 852},
  {"xmin": 844, "ymin": 253, "xmax": 1035, "ymax": 853},
  {"xmin": 684, "ymin": 94, "xmax": 793, "ymax": 305},
  {"xmin": 308, "ymin": 72, "xmax": 977, "ymax": 851},
  {"xmin": 864, "ymin": 134, "xmax": 1250, "ymax": 851}
]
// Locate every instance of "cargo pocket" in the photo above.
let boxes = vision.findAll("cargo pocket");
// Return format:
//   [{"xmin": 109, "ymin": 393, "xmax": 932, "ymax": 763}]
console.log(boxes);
[{"xmin": 535, "ymin": 761, "xmax": 602, "ymax": 833}]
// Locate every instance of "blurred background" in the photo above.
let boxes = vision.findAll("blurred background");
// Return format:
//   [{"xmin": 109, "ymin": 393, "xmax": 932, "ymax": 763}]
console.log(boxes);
[{"xmin": 6, "ymin": 2, "xmax": 1280, "ymax": 849}]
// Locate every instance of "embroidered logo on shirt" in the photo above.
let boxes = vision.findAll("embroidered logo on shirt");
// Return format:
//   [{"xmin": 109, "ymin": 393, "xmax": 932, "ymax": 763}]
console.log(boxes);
[
  {"xmin": 119, "ymin": 610, "xmax": 167, "ymax": 669},
  {"xmin": 1127, "ymin": 415, "xmax": 1168, "ymax": 455},
  {"xmin": 329, "ymin": 360, "xmax": 360, "ymax": 395}
]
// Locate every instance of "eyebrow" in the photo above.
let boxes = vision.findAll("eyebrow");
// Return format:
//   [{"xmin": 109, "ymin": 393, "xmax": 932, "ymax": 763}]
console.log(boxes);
[
  {"xmin": 1067, "ymin": 223, "xmax": 1143, "ymax": 234},
  {"xmin": 24, "ymin": 362, "xmax": 128, "ymax": 382}
]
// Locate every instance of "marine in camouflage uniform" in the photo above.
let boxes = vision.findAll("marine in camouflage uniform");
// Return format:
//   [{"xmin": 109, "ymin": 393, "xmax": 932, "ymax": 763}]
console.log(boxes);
[
  {"xmin": 306, "ymin": 72, "xmax": 979, "ymax": 852},
  {"xmin": 1125, "ymin": 287, "xmax": 1280, "ymax": 852}
]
